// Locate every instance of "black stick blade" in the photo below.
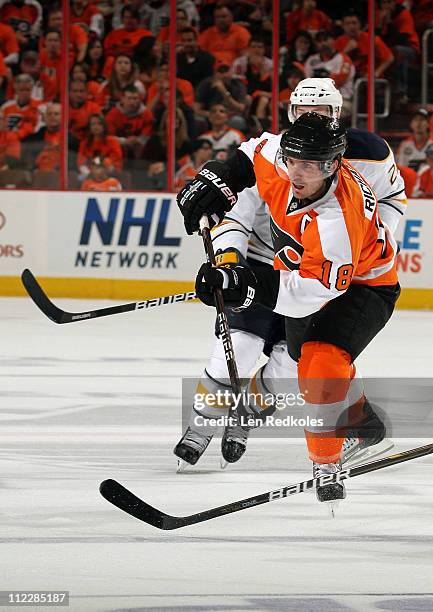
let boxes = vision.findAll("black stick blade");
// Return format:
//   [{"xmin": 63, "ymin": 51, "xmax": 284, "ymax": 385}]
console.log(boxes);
[
  {"xmin": 99, "ymin": 479, "xmax": 185, "ymax": 530},
  {"xmin": 21, "ymin": 268, "xmax": 65, "ymax": 323}
]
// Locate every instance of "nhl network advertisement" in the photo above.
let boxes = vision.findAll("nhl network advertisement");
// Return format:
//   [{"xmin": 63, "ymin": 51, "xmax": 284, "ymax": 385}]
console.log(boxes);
[{"xmin": 0, "ymin": 192, "xmax": 431, "ymax": 296}]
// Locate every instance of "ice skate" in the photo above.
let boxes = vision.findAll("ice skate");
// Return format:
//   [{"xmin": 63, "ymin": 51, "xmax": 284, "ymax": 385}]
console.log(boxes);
[
  {"xmin": 342, "ymin": 400, "xmax": 393, "ymax": 467},
  {"xmin": 174, "ymin": 426, "xmax": 213, "ymax": 471},
  {"xmin": 313, "ymin": 461, "xmax": 346, "ymax": 517},
  {"xmin": 221, "ymin": 415, "xmax": 250, "ymax": 465}
]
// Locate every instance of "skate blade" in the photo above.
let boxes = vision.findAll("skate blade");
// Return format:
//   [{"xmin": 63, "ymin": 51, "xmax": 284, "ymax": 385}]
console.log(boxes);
[
  {"xmin": 345, "ymin": 439, "xmax": 394, "ymax": 468},
  {"xmin": 326, "ymin": 501, "xmax": 339, "ymax": 519},
  {"xmin": 220, "ymin": 457, "xmax": 228, "ymax": 470},
  {"xmin": 176, "ymin": 459, "xmax": 189, "ymax": 473}
]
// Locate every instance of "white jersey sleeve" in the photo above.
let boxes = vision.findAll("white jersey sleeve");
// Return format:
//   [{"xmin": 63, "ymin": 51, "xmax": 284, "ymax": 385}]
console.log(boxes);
[
  {"xmin": 346, "ymin": 130, "xmax": 407, "ymax": 235},
  {"xmin": 211, "ymin": 186, "xmax": 261, "ymax": 258},
  {"xmin": 211, "ymin": 185, "xmax": 274, "ymax": 264}
]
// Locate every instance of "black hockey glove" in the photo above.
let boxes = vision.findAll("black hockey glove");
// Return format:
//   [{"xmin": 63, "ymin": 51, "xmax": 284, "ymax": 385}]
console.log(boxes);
[
  {"xmin": 177, "ymin": 161, "xmax": 238, "ymax": 235},
  {"xmin": 195, "ymin": 248, "xmax": 259, "ymax": 310}
]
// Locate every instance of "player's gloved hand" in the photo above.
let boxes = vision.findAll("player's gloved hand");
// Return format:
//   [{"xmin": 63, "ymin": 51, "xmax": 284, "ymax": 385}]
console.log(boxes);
[
  {"xmin": 177, "ymin": 161, "xmax": 238, "ymax": 235},
  {"xmin": 195, "ymin": 248, "xmax": 259, "ymax": 310}
]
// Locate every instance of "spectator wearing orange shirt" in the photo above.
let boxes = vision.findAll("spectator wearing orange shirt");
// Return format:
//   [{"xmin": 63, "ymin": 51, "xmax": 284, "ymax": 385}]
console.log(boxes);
[
  {"xmin": 0, "ymin": 22, "xmax": 19, "ymax": 67},
  {"xmin": 156, "ymin": 7, "xmax": 190, "ymax": 58},
  {"xmin": 81, "ymin": 157, "xmax": 122, "ymax": 191},
  {"xmin": 335, "ymin": 10, "xmax": 394, "ymax": 78},
  {"xmin": 106, "ymin": 85, "xmax": 153, "ymax": 159},
  {"xmin": 0, "ymin": 111, "xmax": 20, "ymax": 168},
  {"xmin": 198, "ymin": 6, "xmax": 251, "ymax": 66},
  {"xmin": 376, "ymin": 0, "xmax": 419, "ymax": 100},
  {"xmin": 413, "ymin": 143, "xmax": 433, "ymax": 197},
  {"xmin": 69, "ymin": 79, "xmax": 102, "ymax": 143},
  {"xmin": 71, "ymin": 0, "xmax": 104, "ymax": 38},
  {"xmin": 1, "ymin": 73, "xmax": 41, "ymax": 140},
  {"xmin": 104, "ymin": 6, "xmax": 153, "ymax": 59},
  {"xmin": 70, "ymin": 63, "xmax": 100, "ymax": 102},
  {"xmin": 96, "ymin": 53, "xmax": 145, "ymax": 112},
  {"xmin": 39, "ymin": 29, "xmax": 62, "ymax": 82},
  {"xmin": 78, "ymin": 114, "xmax": 123, "ymax": 179},
  {"xmin": 285, "ymin": 0, "xmax": 332, "ymax": 45},
  {"xmin": 0, "ymin": 0, "xmax": 42, "ymax": 48},
  {"xmin": 24, "ymin": 102, "xmax": 61, "ymax": 172},
  {"xmin": 45, "ymin": 7, "xmax": 88, "ymax": 65},
  {"xmin": 146, "ymin": 62, "xmax": 194, "ymax": 113}
]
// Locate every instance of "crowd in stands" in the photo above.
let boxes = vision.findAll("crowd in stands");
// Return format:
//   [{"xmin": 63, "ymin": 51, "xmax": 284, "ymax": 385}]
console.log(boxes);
[{"xmin": 0, "ymin": 0, "xmax": 431, "ymax": 194}]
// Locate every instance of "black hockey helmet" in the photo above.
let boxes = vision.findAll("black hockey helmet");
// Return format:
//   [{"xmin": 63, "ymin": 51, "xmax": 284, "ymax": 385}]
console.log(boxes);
[{"xmin": 275, "ymin": 112, "xmax": 347, "ymax": 180}]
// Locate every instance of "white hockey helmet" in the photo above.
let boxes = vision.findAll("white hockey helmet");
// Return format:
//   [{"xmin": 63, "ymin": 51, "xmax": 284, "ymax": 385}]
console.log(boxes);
[{"xmin": 288, "ymin": 78, "xmax": 343, "ymax": 123}]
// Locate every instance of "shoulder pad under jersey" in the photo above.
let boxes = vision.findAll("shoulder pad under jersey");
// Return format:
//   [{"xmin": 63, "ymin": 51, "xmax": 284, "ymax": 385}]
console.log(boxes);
[{"xmin": 346, "ymin": 128, "xmax": 389, "ymax": 162}]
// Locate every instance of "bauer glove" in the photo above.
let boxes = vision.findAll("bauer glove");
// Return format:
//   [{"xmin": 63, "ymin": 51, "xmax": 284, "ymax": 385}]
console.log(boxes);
[
  {"xmin": 177, "ymin": 161, "xmax": 238, "ymax": 235},
  {"xmin": 195, "ymin": 248, "xmax": 259, "ymax": 310}
]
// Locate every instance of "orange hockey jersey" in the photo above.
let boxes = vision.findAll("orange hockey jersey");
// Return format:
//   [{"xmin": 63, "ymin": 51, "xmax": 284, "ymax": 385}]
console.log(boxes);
[
  {"xmin": 238, "ymin": 132, "xmax": 398, "ymax": 318},
  {"xmin": 1, "ymin": 98, "xmax": 41, "ymax": 140}
]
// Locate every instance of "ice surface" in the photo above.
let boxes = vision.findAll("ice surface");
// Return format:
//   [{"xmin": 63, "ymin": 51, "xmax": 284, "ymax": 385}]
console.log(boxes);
[{"xmin": 1, "ymin": 297, "xmax": 433, "ymax": 612}]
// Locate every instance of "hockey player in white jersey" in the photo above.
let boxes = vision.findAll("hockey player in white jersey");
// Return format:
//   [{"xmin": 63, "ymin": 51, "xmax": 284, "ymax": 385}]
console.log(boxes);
[{"xmin": 174, "ymin": 78, "xmax": 406, "ymax": 472}]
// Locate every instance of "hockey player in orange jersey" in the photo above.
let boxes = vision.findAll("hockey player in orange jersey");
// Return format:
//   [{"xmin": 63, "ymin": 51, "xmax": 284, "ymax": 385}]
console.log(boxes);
[{"xmin": 177, "ymin": 113, "xmax": 400, "ymax": 504}]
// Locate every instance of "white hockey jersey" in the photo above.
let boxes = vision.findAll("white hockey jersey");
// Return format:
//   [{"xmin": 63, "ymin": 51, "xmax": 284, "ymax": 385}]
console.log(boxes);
[{"xmin": 211, "ymin": 128, "xmax": 407, "ymax": 260}]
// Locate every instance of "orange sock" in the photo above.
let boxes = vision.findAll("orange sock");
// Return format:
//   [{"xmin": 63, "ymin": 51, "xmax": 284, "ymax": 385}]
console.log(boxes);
[{"xmin": 299, "ymin": 341, "xmax": 352, "ymax": 464}]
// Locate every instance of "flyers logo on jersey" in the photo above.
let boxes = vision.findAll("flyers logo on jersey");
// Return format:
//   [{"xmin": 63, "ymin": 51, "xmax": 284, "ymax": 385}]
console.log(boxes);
[
  {"xmin": 254, "ymin": 139, "xmax": 268, "ymax": 156},
  {"xmin": 271, "ymin": 218, "xmax": 303, "ymax": 270}
]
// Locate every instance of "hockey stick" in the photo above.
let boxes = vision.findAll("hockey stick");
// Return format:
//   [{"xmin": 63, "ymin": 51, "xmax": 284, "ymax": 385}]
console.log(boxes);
[
  {"xmin": 100, "ymin": 442, "xmax": 433, "ymax": 529},
  {"xmin": 21, "ymin": 268, "xmax": 196, "ymax": 324},
  {"xmin": 199, "ymin": 216, "xmax": 248, "ymax": 419}
]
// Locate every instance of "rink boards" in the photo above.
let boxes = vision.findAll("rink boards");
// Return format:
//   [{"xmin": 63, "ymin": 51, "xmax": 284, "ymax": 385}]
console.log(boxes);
[{"xmin": 0, "ymin": 190, "xmax": 431, "ymax": 309}]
